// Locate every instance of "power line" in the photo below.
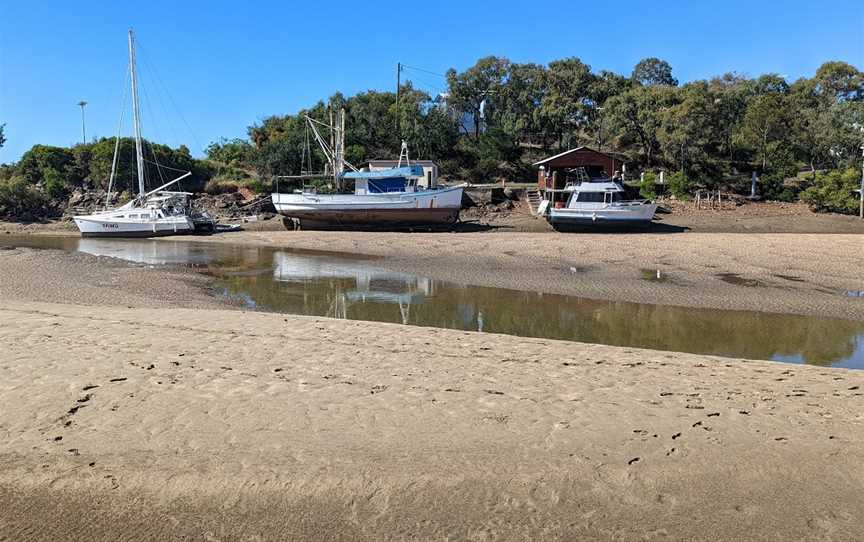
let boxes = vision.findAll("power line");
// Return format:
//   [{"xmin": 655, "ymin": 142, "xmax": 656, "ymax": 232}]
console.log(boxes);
[{"xmin": 400, "ymin": 64, "xmax": 447, "ymax": 78}]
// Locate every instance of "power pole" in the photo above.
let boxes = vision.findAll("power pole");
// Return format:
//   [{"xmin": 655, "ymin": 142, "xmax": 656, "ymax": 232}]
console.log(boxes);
[
  {"xmin": 395, "ymin": 62, "xmax": 401, "ymax": 135},
  {"xmin": 859, "ymin": 145, "xmax": 863, "ymax": 219},
  {"xmin": 77, "ymin": 101, "xmax": 88, "ymax": 143}
]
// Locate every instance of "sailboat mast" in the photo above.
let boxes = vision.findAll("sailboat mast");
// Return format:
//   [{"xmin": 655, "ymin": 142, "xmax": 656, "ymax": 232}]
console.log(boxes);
[{"xmin": 128, "ymin": 29, "xmax": 146, "ymax": 197}]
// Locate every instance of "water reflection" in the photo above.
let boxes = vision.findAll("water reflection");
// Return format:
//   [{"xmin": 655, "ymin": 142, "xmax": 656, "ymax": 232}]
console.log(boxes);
[{"xmin": 3, "ymin": 235, "xmax": 863, "ymax": 368}]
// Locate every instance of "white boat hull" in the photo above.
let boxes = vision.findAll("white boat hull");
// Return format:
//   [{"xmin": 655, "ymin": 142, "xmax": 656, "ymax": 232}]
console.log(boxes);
[
  {"xmin": 73, "ymin": 214, "xmax": 195, "ymax": 238},
  {"xmin": 549, "ymin": 202, "xmax": 658, "ymax": 227},
  {"xmin": 271, "ymin": 185, "xmax": 464, "ymax": 228}
]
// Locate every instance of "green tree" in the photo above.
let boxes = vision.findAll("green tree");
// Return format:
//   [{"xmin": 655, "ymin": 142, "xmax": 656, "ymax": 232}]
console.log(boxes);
[
  {"xmin": 738, "ymin": 93, "xmax": 792, "ymax": 172},
  {"xmin": 537, "ymin": 57, "xmax": 596, "ymax": 148},
  {"xmin": 0, "ymin": 123, "xmax": 5, "ymax": 149},
  {"xmin": 708, "ymin": 73, "xmax": 750, "ymax": 161},
  {"xmin": 606, "ymin": 85, "xmax": 679, "ymax": 165},
  {"xmin": 205, "ymin": 138, "xmax": 253, "ymax": 165},
  {"xmin": 18, "ymin": 145, "xmax": 78, "ymax": 186},
  {"xmin": 495, "ymin": 62, "xmax": 546, "ymax": 141},
  {"xmin": 446, "ymin": 56, "xmax": 510, "ymax": 137},
  {"xmin": 814, "ymin": 61, "xmax": 863, "ymax": 102},
  {"xmin": 657, "ymin": 82, "xmax": 719, "ymax": 181},
  {"xmin": 632, "ymin": 58, "xmax": 678, "ymax": 86}
]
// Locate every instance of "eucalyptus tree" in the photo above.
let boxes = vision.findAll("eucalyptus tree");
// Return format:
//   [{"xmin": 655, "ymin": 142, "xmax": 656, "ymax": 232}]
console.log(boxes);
[
  {"xmin": 536, "ymin": 58, "xmax": 596, "ymax": 148},
  {"xmin": 813, "ymin": 61, "xmax": 864, "ymax": 102},
  {"xmin": 495, "ymin": 62, "xmax": 547, "ymax": 143},
  {"xmin": 631, "ymin": 58, "xmax": 678, "ymax": 87},
  {"xmin": 445, "ymin": 56, "xmax": 510, "ymax": 138},
  {"xmin": 605, "ymin": 84, "xmax": 679, "ymax": 166}
]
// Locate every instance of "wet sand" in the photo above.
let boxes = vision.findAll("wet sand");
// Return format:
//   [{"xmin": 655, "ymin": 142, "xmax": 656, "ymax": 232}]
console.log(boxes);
[
  {"xmin": 0, "ymin": 236, "xmax": 863, "ymax": 540},
  {"xmin": 165, "ymin": 230, "xmax": 864, "ymax": 320}
]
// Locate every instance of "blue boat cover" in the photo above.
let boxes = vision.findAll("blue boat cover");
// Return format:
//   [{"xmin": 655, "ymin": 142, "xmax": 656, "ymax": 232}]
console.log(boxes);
[{"xmin": 343, "ymin": 165, "xmax": 424, "ymax": 179}]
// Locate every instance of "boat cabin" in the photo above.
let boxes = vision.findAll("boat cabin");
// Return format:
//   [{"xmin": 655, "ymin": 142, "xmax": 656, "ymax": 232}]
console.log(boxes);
[
  {"xmin": 562, "ymin": 180, "xmax": 635, "ymax": 208},
  {"xmin": 534, "ymin": 147, "xmax": 626, "ymax": 205},
  {"xmin": 366, "ymin": 160, "xmax": 438, "ymax": 189},
  {"xmin": 344, "ymin": 165, "xmax": 426, "ymax": 195}
]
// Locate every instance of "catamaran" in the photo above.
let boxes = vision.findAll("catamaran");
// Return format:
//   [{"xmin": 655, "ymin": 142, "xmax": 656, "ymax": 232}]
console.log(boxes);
[
  {"xmin": 271, "ymin": 110, "xmax": 464, "ymax": 229},
  {"xmin": 74, "ymin": 30, "xmax": 201, "ymax": 238}
]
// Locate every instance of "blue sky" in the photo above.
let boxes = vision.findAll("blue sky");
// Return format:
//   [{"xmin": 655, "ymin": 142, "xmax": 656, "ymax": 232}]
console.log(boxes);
[{"xmin": 1, "ymin": 0, "xmax": 862, "ymax": 163}]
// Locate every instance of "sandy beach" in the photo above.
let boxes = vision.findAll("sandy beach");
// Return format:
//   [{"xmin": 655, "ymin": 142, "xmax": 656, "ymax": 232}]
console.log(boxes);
[
  {"xmin": 0, "ymin": 238, "xmax": 862, "ymax": 540},
  {"xmin": 1, "ymin": 295, "xmax": 862, "ymax": 540}
]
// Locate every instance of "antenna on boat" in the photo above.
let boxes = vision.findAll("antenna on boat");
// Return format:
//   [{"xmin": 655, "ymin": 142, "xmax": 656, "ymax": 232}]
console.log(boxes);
[
  {"xmin": 395, "ymin": 62, "xmax": 401, "ymax": 135},
  {"xmin": 397, "ymin": 140, "xmax": 410, "ymax": 167},
  {"xmin": 128, "ymin": 29, "xmax": 146, "ymax": 199}
]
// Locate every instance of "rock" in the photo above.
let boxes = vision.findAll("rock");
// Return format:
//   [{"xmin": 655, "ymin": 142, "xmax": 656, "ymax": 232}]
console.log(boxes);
[{"xmin": 503, "ymin": 188, "xmax": 521, "ymax": 201}]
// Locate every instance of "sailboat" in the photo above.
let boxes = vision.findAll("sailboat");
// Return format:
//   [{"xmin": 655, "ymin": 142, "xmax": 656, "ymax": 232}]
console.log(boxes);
[
  {"xmin": 271, "ymin": 110, "xmax": 465, "ymax": 229},
  {"xmin": 73, "ymin": 30, "xmax": 197, "ymax": 238}
]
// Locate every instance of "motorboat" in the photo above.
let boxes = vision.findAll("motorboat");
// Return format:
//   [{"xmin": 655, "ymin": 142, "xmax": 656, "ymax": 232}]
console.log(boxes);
[{"xmin": 543, "ymin": 178, "xmax": 657, "ymax": 229}]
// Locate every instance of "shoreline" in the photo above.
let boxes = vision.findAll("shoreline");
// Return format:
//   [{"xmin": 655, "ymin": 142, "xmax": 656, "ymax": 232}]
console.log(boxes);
[{"xmin": 3, "ymin": 225, "xmax": 864, "ymax": 321}]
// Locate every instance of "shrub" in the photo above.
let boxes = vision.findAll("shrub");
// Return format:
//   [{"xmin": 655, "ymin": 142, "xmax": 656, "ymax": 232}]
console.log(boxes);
[
  {"xmin": 667, "ymin": 170, "xmax": 694, "ymax": 199},
  {"xmin": 42, "ymin": 167, "xmax": 69, "ymax": 199},
  {"xmin": 801, "ymin": 168, "xmax": 860, "ymax": 214},
  {"xmin": 0, "ymin": 176, "xmax": 50, "ymax": 219},
  {"xmin": 760, "ymin": 171, "xmax": 799, "ymax": 202},
  {"xmin": 639, "ymin": 171, "xmax": 657, "ymax": 199}
]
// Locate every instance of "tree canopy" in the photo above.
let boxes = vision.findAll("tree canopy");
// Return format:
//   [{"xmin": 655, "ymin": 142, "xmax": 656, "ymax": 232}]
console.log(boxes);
[{"xmin": 2, "ymin": 56, "xmax": 863, "ymax": 216}]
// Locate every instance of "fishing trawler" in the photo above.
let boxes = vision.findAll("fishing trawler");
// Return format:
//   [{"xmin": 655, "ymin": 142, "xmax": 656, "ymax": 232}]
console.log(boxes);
[
  {"xmin": 74, "ymin": 30, "xmax": 204, "ymax": 238},
  {"xmin": 271, "ymin": 111, "xmax": 464, "ymax": 229}
]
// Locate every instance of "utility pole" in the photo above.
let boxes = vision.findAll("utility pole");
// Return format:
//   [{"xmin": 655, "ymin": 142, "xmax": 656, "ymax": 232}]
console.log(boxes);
[
  {"xmin": 395, "ymin": 63, "xmax": 401, "ymax": 135},
  {"xmin": 596, "ymin": 107, "xmax": 604, "ymax": 151},
  {"xmin": 856, "ymin": 124, "xmax": 864, "ymax": 219},
  {"xmin": 77, "ymin": 101, "xmax": 88, "ymax": 143},
  {"xmin": 859, "ymin": 145, "xmax": 863, "ymax": 219}
]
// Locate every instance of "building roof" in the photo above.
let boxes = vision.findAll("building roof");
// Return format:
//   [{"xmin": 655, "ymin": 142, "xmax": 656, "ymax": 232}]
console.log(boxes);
[{"xmin": 533, "ymin": 146, "xmax": 622, "ymax": 166}]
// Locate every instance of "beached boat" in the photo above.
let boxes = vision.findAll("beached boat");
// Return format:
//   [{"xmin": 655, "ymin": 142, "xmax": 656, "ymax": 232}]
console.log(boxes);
[
  {"xmin": 74, "ymin": 30, "xmax": 198, "ymax": 238},
  {"xmin": 271, "ymin": 112, "xmax": 464, "ymax": 229},
  {"xmin": 272, "ymin": 165, "xmax": 463, "ymax": 228},
  {"xmin": 543, "ymin": 178, "xmax": 657, "ymax": 229}
]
